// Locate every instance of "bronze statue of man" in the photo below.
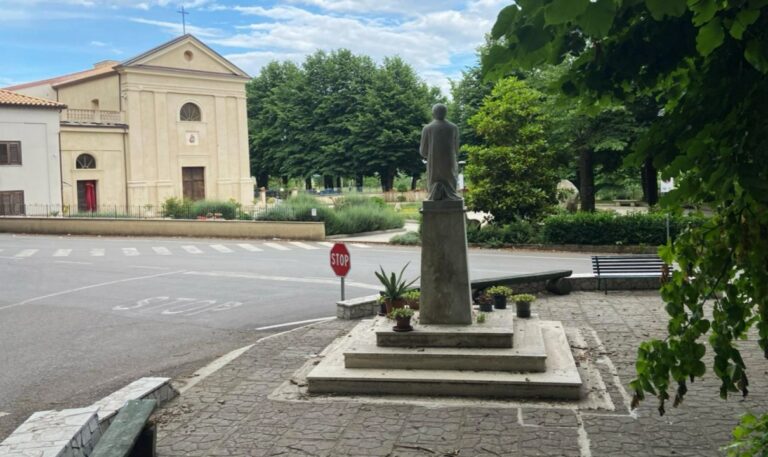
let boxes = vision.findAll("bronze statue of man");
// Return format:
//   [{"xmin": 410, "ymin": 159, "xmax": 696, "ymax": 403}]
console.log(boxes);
[{"xmin": 420, "ymin": 104, "xmax": 462, "ymax": 201}]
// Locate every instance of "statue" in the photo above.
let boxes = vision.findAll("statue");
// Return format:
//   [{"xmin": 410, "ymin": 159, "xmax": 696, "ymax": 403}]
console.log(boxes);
[{"xmin": 420, "ymin": 104, "xmax": 462, "ymax": 201}]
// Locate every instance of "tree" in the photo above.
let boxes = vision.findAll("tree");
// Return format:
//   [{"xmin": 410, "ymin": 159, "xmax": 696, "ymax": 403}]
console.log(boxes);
[
  {"xmin": 465, "ymin": 77, "xmax": 558, "ymax": 223},
  {"xmin": 449, "ymin": 66, "xmax": 494, "ymax": 154},
  {"xmin": 484, "ymin": 0, "xmax": 768, "ymax": 445}
]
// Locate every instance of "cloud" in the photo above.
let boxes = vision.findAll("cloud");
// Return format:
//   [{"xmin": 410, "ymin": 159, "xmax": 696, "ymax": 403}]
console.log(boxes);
[
  {"xmin": 90, "ymin": 40, "xmax": 107, "ymax": 46},
  {"xmin": 128, "ymin": 17, "xmax": 222, "ymax": 38}
]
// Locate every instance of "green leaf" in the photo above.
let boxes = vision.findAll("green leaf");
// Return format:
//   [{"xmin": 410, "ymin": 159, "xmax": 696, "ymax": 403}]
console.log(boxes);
[
  {"xmin": 491, "ymin": 5, "xmax": 520, "ymax": 40},
  {"xmin": 690, "ymin": 0, "xmax": 718, "ymax": 26},
  {"xmin": 729, "ymin": 8, "xmax": 760, "ymax": 39},
  {"xmin": 545, "ymin": 0, "xmax": 590, "ymax": 25},
  {"xmin": 696, "ymin": 18, "xmax": 725, "ymax": 56},
  {"xmin": 745, "ymin": 38, "xmax": 768, "ymax": 73},
  {"xmin": 645, "ymin": 0, "xmax": 687, "ymax": 20},
  {"xmin": 576, "ymin": 0, "xmax": 617, "ymax": 37}
]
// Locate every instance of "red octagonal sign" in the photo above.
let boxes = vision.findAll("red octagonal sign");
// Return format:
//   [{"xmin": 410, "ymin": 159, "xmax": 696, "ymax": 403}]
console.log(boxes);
[{"xmin": 330, "ymin": 243, "xmax": 351, "ymax": 277}]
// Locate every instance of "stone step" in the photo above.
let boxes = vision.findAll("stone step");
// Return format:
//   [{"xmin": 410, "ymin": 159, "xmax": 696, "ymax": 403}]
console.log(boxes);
[
  {"xmin": 376, "ymin": 308, "xmax": 515, "ymax": 348},
  {"xmin": 0, "ymin": 407, "xmax": 101, "ymax": 457},
  {"xmin": 346, "ymin": 316, "xmax": 545, "ymax": 372},
  {"xmin": 308, "ymin": 320, "xmax": 582, "ymax": 400},
  {"xmin": 91, "ymin": 376, "xmax": 177, "ymax": 427}
]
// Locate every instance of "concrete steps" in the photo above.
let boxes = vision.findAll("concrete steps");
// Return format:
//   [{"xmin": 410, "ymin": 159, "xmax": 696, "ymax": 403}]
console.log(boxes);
[
  {"xmin": 376, "ymin": 310, "xmax": 514, "ymax": 348},
  {"xmin": 307, "ymin": 319, "xmax": 582, "ymax": 400}
]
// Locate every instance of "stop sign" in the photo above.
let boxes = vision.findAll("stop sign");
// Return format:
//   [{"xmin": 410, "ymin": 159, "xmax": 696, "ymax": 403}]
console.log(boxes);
[{"xmin": 330, "ymin": 243, "xmax": 351, "ymax": 277}]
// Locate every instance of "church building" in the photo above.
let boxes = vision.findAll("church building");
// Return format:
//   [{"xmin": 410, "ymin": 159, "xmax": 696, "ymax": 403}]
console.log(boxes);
[{"xmin": 5, "ymin": 34, "xmax": 254, "ymax": 212}]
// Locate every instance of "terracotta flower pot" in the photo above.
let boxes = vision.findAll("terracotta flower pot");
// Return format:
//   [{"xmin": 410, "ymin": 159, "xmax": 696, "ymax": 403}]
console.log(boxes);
[
  {"xmin": 385, "ymin": 298, "xmax": 406, "ymax": 315},
  {"xmin": 393, "ymin": 316, "xmax": 413, "ymax": 332}
]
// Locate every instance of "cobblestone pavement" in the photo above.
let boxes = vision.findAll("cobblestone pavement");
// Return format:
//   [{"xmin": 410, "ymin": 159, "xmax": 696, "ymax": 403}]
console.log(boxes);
[{"xmin": 154, "ymin": 291, "xmax": 768, "ymax": 456}]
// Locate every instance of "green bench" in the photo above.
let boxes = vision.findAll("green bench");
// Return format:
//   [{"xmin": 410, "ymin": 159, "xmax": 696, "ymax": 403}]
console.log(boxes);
[
  {"xmin": 92, "ymin": 399, "xmax": 157, "ymax": 457},
  {"xmin": 471, "ymin": 269, "xmax": 573, "ymax": 296}
]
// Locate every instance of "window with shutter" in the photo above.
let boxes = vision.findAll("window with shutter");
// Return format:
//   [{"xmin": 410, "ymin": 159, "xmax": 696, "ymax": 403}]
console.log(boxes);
[
  {"xmin": 0, "ymin": 142, "xmax": 21, "ymax": 165},
  {"xmin": 0, "ymin": 191, "xmax": 24, "ymax": 215}
]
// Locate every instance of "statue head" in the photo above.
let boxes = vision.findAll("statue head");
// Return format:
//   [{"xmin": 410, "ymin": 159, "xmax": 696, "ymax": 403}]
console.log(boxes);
[{"xmin": 432, "ymin": 103, "xmax": 447, "ymax": 121}]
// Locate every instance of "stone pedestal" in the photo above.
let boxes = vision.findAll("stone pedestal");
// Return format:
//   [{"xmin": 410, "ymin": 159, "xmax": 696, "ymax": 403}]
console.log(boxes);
[{"xmin": 419, "ymin": 199, "xmax": 472, "ymax": 325}]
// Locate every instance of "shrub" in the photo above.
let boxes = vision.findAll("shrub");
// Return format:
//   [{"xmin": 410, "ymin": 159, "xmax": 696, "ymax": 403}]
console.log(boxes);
[
  {"xmin": 396, "ymin": 183, "xmax": 408, "ymax": 193},
  {"xmin": 162, "ymin": 197, "xmax": 192, "ymax": 219},
  {"xmin": 190, "ymin": 199, "xmax": 240, "ymax": 220},
  {"xmin": 334, "ymin": 194, "xmax": 386, "ymax": 210},
  {"xmin": 390, "ymin": 231, "xmax": 421, "ymax": 245},
  {"xmin": 466, "ymin": 221, "xmax": 537, "ymax": 246},
  {"xmin": 540, "ymin": 212, "xmax": 706, "ymax": 245},
  {"xmin": 330, "ymin": 204, "xmax": 404, "ymax": 235}
]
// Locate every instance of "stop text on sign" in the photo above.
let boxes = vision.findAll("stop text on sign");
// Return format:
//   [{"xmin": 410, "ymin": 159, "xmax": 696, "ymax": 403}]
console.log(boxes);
[
  {"xmin": 330, "ymin": 243, "xmax": 351, "ymax": 277},
  {"xmin": 331, "ymin": 252, "xmax": 349, "ymax": 267}
]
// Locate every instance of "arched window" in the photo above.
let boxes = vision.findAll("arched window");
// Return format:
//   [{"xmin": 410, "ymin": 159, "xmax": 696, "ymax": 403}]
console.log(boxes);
[
  {"xmin": 180, "ymin": 102, "xmax": 201, "ymax": 122},
  {"xmin": 75, "ymin": 153, "xmax": 96, "ymax": 169}
]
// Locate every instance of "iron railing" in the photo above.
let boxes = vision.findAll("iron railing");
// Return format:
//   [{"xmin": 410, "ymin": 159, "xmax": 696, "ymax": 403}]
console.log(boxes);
[{"xmin": 0, "ymin": 204, "xmax": 283, "ymax": 221}]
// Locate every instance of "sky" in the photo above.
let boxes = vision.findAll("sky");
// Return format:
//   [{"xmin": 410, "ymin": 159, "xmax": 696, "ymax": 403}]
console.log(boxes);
[{"xmin": 0, "ymin": 0, "xmax": 509, "ymax": 96}]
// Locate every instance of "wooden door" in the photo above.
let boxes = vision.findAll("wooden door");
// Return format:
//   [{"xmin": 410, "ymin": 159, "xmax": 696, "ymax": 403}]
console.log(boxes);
[{"xmin": 182, "ymin": 167, "xmax": 205, "ymax": 200}]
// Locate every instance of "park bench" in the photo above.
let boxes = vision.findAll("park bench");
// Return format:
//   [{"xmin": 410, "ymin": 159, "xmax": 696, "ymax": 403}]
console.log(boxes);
[
  {"xmin": 471, "ymin": 269, "xmax": 573, "ymax": 296},
  {"xmin": 91, "ymin": 399, "xmax": 157, "ymax": 457},
  {"xmin": 591, "ymin": 255, "xmax": 667, "ymax": 294}
]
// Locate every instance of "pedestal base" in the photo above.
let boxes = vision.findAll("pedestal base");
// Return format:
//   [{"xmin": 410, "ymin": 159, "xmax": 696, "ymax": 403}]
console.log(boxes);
[{"xmin": 419, "ymin": 199, "xmax": 472, "ymax": 325}]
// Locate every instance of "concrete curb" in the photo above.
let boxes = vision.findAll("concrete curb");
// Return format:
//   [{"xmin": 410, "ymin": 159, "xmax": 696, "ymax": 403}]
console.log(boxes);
[{"xmin": 326, "ymin": 227, "xmax": 407, "ymax": 239}]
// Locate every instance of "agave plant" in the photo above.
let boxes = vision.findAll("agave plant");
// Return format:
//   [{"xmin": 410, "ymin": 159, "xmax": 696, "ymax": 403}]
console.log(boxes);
[{"xmin": 375, "ymin": 262, "xmax": 419, "ymax": 302}]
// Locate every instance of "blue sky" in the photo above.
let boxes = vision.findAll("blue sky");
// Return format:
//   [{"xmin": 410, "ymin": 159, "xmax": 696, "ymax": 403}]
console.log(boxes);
[{"xmin": 0, "ymin": 0, "xmax": 508, "ymax": 95}]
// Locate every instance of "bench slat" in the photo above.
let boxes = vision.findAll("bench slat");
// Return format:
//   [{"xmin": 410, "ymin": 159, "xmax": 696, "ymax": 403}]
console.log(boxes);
[{"xmin": 92, "ymin": 399, "xmax": 156, "ymax": 457}]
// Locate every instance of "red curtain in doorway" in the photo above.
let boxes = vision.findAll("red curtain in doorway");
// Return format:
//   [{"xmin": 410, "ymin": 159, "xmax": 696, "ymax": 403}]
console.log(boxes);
[{"xmin": 85, "ymin": 182, "xmax": 96, "ymax": 211}]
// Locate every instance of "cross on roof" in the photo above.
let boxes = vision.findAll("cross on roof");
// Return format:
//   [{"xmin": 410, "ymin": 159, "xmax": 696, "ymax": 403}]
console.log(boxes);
[{"xmin": 178, "ymin": 5, "xmax": 189, "ymax": 35}]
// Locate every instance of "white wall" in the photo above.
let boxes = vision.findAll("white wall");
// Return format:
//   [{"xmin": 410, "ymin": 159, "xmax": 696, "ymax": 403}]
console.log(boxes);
[{"xmin": 0, "ymin": 107, "xmax": 62, "ymax": 207}]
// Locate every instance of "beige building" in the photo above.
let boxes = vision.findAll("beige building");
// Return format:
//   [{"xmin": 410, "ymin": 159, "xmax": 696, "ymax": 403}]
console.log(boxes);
[{"xmin": 6, "ymin": 34, "xmax": 253, "ymax": 212}]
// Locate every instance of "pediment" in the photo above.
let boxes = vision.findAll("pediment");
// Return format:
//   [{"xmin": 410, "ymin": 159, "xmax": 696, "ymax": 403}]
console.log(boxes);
[{"xmin": 120, "ymin": 35, "xmax": 249, "ymax": 78}]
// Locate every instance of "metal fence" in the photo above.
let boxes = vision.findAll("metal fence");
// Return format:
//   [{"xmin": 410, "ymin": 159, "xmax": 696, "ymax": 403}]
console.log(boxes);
[{"xmin": 0, "ymin": 203, "xmax": 283, "ymax": 221}]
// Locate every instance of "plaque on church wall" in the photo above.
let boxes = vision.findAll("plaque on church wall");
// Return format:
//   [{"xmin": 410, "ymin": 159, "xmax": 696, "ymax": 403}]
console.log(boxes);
[{"xmin": 185, "ymin": 131, "xmax": 199, "ymax": 146}]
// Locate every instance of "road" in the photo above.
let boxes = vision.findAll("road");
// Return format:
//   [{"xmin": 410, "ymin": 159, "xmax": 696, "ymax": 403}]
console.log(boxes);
[{"xmin": 0, "ymin": 233, "xmax": 593, "ymax": 439}]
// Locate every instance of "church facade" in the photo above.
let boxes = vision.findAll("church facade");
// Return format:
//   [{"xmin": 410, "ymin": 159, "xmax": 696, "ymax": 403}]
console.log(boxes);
[{"xmin": 6, "ymin": 34, "xmax": 254, "ymax": 212}]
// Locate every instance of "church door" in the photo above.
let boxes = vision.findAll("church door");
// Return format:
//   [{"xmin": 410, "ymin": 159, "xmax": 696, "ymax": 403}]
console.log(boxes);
[
  {"xmin": 182, "ymin": 167, "xmax": 205, "ymax": 200},
  {"xmin": 77, "ymin": 180, "xmax": 97, "ymax": 212}
]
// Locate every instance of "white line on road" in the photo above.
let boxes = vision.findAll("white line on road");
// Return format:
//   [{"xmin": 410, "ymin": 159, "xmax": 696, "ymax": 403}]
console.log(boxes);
[
  {"xmin": 53, "ymin": 249, "xmax": 72, "ymax": 257},
  {"xmin": 237, "ymin": 243, "xmax": 262, "ymax": 252},
  {"xmin": 152, "ymin": 246, "xmax": 172, "ymax": 255},
  {"xmin": 55, "ymin": 260, "xmax": 92, "ymax": 265},
  {"xmin": 289, "ymin": 241, "xmax": 319, "ymax": 250},
  {"xmin": 210, "ymin": 244, "xmax": 233, "ymax": 253},
  {"xmin": 0, "ymin": 270, "xmax": 185, "ymax": 312},
  {"xmin": 255, "ymin": 316, "xmax": 335, "ymax": 331},
  {"xmin": 122, "ymin": 247, "xmax": 139, "ymax": 256},
  {"xmin": 0, "ymin": 412, "xmax": 9, "ymax": 418},
  {"xmin": 90, "ymin": 248, "xmax": 105, "ymax": 257},
  {"xmin": 350, "ymin": 243, "xmax": 370, "ymax": 249},
  {"xmin": 182, "ymin": 245, "xmax": 203, "ymax": 254},
  {"xmin": 15, "ymin": 249, "xmax": 38, "ymax": 257},
  {"xmin": 263, "ymin": 242, "xmax": 289, "ymax": 251},
  {"xmin": 317, "ymin": 242, "xmax": 334, "ymax": 248},
  {"xmin": 184, "ymin": 270, "xmax": 380, "ymax": 290},
  {"xmin": 129, "ymin": 265, "xmax": 171, "ymax": 271}
]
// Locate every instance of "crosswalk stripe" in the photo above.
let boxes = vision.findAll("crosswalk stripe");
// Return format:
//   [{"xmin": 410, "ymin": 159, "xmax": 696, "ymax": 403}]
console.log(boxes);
[
  {"xmin": 90, "ymin": 248, "xmax": 105, "ymax": 257},
  {"xmin": 263, "ymin": 242, "xmax": 290, "ymax": 251},
  {"xmin": 289, "ymin": 241, "xmax": 319, "ymax": 250},
  {"xmin": 182, "ymin": 245, "xmax": 203, "ymax": 254},
  {"xmin": 237, "ymin": 243, "xmax": 262, "ymax": 252},
  {"xmin": 53, "ymin": 249, "xmax": 72, "ymax": 257},
  {"xmin": 210, "ymin": 244, "xmax": 233, "ymax": 253},
  {"xmin": 15, "ymin": 249, "xmax": 38, "ymax": 258},
  {"xmin": 350, "ymin": 243, "xmax": 370, "ymax": 249},
  {"xmin": 122, "ymin": 248, "xmax": 139, "ymax": 256},
  {"xmin": 152, "ymin": 247, "xmax": 171, "ymax": 255},
  {"xmin": 317, "ymin": 242, "xmax": 334, "ymax": 248}
]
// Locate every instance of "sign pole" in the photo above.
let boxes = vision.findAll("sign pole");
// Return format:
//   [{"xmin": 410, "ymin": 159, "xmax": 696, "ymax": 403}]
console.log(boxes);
[{"xmin": 341, "ymin": 276, "xmax": 345, "ymax": 301}]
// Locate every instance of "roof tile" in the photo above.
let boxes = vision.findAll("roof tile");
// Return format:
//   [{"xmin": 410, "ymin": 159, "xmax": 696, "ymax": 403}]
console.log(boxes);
[{"xmin": 0, "ymin": 89, "xmax": 66, "ymax": 109}]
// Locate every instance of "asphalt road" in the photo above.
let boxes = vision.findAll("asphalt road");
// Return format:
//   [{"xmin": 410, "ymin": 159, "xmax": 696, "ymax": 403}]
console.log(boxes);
[{"xmin": 0, "ymin": 233, "xmax": 593, "ymax": 439}]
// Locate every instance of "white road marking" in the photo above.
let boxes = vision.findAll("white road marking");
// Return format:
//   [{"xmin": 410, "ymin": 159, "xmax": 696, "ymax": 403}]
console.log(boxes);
[
  {"xmin": 53, "ymin": 249, "xmax": 72, "ymax": 257},
  {"xmin": 350, "ymin": 243, "xmax": 370, "ymax": 248},
  {"xmin": 15, "ymin": 249, "xmax": 38, "ymax": 257},
  {"xmin": 0, "ymin": 412, "xmax": 8, "ymax": 418},
  {"xmin": 210, "ymin": 244, "xmax": 233, "ymax": 253},
  {"xmin": 55, "ymin": 260, "xmax": 92, "ymax": 265},
  {"xmin": 263, "ymin": 242, "xmax": 290, "ymax": 251},
  {"xmin": 152, "ymin": 246, "xmax": 172, "ymax": 255},
  {"xmin": 289, "ymin": 241, "xmax": 319, "ymax": 250},
  {"xmin": 0, "ymin": 270, "xmax": 185, "ymax": 312},
  {"xmin": 182, "ymin": 245, "xmax": 203, "ymax": 254},
  {"xmin": 90, "ymin": 248, "xmax": 105, "ymax": 257},
  {"xmin": 237, "ymin": 243, "xmax": 262, "ymax": 252},
  {"xmin": 128, "ymin": 265, "xmax": 170, "ymax": 271},
  {"xmin": 317, "ymin": 242, "xmax": 334, "ymax": 248},
  {"xmin": 184, "ymin": 270, "xmax": 380, "ymax": 290},
  {"xmin": 256, "ymin": 316, "xmax": 335, "ymax": 331},
  {"xmin": 122, "ymin": 247, "xmax": 139, "ymax": 256}
]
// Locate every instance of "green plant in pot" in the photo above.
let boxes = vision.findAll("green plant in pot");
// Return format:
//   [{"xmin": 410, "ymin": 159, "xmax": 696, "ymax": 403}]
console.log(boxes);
[
  {"xmin": 511, "ymin": 294, "xmax": 536, "ymax": 318},
  {"xmin": 375, "ymin": 263, "xmax": 419, "ymax": 314},
  {"xmin": 476, "ymin": 294, "xmax": 494, "ymax": 313},
  {"xmin": 402, "ymin": 289, "xmax": 420, "ymax": 311},
  {"xmin": 486, "ymin": 285, "xmax": 513, "ymax": 309},
  {"xmin": 389, "ymin": 306, "xmax": 415, "ymax": 332}
]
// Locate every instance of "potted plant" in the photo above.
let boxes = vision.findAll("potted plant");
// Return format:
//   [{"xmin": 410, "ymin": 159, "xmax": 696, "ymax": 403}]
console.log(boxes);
[
  {"xmin": 476, "ymin": 312, "xmax": 487, "ymax": 324},
  {"xmin": 476, "ymin": 294, "xmax": 494, "ymax": 313},
  {"xmin": 486, "ymin": 286, "xmax": 513, "ymax": 309},
  {"xmin": 511, "ymin": 294, "xmax": 536, "ymax": 318},
  {"xmin": 389, "ymin": 307, "xmax": 415, "ymax": 332},
  {"xmin": 374, "ymin": 263, "xmax": 419, "ymax": 314},
  {"xmin": 403, "ymin": 289, "xmax": 420, "ymax": 311}
]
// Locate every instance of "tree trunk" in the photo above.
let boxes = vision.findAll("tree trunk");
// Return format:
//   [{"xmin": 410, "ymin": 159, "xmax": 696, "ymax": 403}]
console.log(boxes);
[
  {"xmin": 336, "ymin": 176, "xmax": 342, "ymax": 189},
  {"xmin": 281, "ymin": 176, "xmax": 289, "ymax": 186},
  {"xmin": 642, "ymin": 158, "xmax": 659, "ymax": 206},
  {"xmin": 305, "ymin": 177, "xmax": 312, "ymax": 190},
  {"xmin": 257, "ymin": 173, "xmax": 269, "ymax": 189},
  {"xmin": 410, "ymin": 174, "xmax": 419, "ymax": 191},
  {"xmin": 578, "ymin": 149, "xmax": 595, "ymax": 212},
  {"xmin": 355, "ymin": 175, "xmax": 364, "ymax": 191},
  {"xmin": 323, "ymin": 175, "xmax": 334, "ymax": 189},
  {"xmin": 380, "ymin": 169, "xmax": 394, "ymax": 192}
]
